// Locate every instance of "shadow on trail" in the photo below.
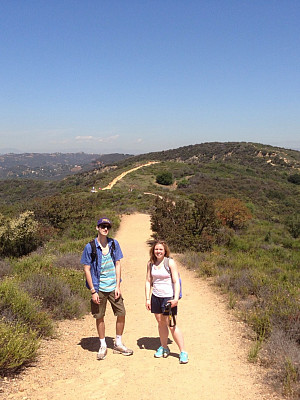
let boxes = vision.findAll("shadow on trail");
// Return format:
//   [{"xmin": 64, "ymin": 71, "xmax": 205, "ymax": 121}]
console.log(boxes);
[
  {"xmin": 78, "ymin": 336, "xmax": 114, "ymax": 352},
  {"xmin": 137, "ymin": 337, "xmax": 173, "ymax": 350}
]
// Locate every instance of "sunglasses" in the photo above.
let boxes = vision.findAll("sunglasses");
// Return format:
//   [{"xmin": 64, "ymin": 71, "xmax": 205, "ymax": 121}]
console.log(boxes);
[{"xmin": 99, "ymin": 224, "xmax": 111, "ymax": 230}]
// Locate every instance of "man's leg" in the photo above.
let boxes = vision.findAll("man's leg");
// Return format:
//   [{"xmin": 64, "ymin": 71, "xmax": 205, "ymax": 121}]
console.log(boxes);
[
  {"xmin": 116, "ymin": 315, "xmax": 125, "ymax": 336},
  {"xmin": 109, "ymin": 293, "xmax": 132, "ymax": 355},
  {"xmin": 96, "ymin": 317, "xmax": 107, "ymax": 360},
  {"xmin": 96, "ymin": 317, "xmax": 105, "ymax": 339}
]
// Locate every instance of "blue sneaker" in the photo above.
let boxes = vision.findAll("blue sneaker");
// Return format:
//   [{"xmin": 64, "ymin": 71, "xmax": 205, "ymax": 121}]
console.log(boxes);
[
  {"xmin": 154, "ymin": 346, "xmax": 170, "ymax": 358},
  {"xmin": 179, "ymin": 351, "xmax": 189, "ymax": 364},
  {"xmin": 154, "ymin": 346, "xmax": 164, "ymax": 358},
  {"xmin": 163, "ymin": 347, "xmax": 170, "ymax": 358}
]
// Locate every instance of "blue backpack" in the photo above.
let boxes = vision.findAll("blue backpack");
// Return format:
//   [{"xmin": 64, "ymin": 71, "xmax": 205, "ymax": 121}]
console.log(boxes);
[{"xmin": 163, "ymin": 257, "xmax": 182, "ymax": 300}]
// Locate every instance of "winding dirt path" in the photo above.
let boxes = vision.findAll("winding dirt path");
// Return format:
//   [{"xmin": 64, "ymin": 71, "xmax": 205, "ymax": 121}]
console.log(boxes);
[
  {"xmin": 102, "ymin": 162, "xmax": 160, "ymax": 190},
  {"xmin": 1, "ymin": 214, "xmax": 282, "ymax": 400}
]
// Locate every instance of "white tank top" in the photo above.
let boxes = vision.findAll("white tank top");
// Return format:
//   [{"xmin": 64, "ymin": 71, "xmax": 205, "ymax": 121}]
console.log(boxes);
[{"xmin": 151, "ymin": 260, "xmax": 173, "ymax": 298}]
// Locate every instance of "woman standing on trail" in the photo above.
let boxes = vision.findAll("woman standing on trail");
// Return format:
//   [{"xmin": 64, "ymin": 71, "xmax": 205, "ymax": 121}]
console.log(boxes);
[{"xmin": 145, "ymin": 240, "xmax": 189, "ymax": 364}]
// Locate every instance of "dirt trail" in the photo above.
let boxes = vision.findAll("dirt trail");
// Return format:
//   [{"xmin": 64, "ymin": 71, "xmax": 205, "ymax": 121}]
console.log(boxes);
[
  {"xmin": 102, "ymin": 161, "xmax": 159, "ymax": 190},
  {"xmin": 1, "ymin": 214, "xmax": 282, "ymax": 400}
]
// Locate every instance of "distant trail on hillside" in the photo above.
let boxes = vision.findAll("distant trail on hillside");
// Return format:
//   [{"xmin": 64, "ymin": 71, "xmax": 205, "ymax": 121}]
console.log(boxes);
[{"xmin": 101, "ymin": 161, "xmax": 160, "ymax": 190}]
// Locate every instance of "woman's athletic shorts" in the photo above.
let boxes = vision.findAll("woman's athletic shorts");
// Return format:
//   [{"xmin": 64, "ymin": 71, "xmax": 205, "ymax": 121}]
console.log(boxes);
[{"xmin": 151, "ymin": 294, "xmax": 177, "ymax": 316}]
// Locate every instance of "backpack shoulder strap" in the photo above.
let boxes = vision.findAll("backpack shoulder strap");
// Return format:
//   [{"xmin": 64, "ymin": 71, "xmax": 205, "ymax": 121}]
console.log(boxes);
[
  {"xmin": 110, "ymin": 238, "xmax": 115, "ymax": 258},
  {"xmin": 163, "ymin": 257, "xmax": 171, "ymax": 275},
  {"xmin": 89, "ymin": 239, "xmax": 97, "ymax": 264}
]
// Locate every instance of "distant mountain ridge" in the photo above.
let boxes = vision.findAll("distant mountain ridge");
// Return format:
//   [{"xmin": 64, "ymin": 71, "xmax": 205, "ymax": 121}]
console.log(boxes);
[
  {"xmin": 125, "ymin": 142, "xmax": 300, "ymax": 171},
  {"xmin": 0, "ymin": 152, "xmax": 133, "ymax": 180},
  {"xmin": 0, "ymin": 142, "xmax": 299, "ymax": 220}
]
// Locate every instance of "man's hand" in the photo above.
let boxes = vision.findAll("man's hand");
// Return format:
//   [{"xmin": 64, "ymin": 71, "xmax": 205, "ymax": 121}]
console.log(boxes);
[
  {"xmin": 91, "ymin": 292, "xmax": 100, "ymax": 304},
  {"xmin": 115, "ymin": 287, "xmax": 121, "ymax": 299}
]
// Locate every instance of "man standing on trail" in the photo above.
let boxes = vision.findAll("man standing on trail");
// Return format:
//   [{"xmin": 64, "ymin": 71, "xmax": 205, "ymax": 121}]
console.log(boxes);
[{"xmin": 81, "ymin": 217, "xmax": 133, "ymax": 360}]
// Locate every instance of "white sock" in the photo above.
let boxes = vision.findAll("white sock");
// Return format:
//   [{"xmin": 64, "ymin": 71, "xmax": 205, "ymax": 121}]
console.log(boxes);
[
  {"xmin": 115, "ymin": 335, "xmax": 122, "ymax": 346},
  {"xmin": 100, "ymin": 338, "xmax": 107, "ymax": 348}
]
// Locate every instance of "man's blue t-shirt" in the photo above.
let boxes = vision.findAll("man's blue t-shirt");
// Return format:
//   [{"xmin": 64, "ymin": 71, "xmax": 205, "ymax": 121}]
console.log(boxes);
[{"xmin": 80, "ymin": 237, "xmax": 123, "ymax": 292}]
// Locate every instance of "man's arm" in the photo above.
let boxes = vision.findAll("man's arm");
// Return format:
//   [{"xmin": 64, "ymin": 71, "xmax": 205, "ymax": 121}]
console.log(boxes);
[
  {"xmin": 115, "ymin": 260, "xmax": 121, "ymax": 299},
  {"xmin": 83, "ymin": 264, "xmax": 99, "ymax": 303}
]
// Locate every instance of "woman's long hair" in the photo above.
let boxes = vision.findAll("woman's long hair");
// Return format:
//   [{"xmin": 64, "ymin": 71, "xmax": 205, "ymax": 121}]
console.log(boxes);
[{"xmin": 149, "ymin": 240, "xmax": 171, "ymax": 264}]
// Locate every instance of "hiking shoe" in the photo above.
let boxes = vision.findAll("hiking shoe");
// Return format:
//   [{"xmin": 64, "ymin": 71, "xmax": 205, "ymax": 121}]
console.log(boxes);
[
  {"xmin": 179, "ymin": 351, "xmax": 189, "ymax": 364},
  {"xmin": 97, "ymin": 346, "xmax": 107, "ymax": 360},
  {"xmin": 163, "ymin": 347, "xmax": 170, "ymax": 358},
  {"xmin": 154, "ymin": 346, "xmax": 170, "ymax": 358},
  {"xmin": 154, "ymin": 346, "xmax": 164, "ymax": 358},
  {"xmin": 113, "ymin": 344, "xmax": 133, "ymax": 356}
]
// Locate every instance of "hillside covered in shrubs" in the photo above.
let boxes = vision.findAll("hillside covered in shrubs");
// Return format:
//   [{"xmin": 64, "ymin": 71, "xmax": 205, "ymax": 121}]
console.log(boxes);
[{"xmin": 0, "ymin": 141, "xmax": 299, "ymax": 397}]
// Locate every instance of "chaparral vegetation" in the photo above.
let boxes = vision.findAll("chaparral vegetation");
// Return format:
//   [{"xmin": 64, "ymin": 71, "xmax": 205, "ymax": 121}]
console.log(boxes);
[{"xmin": 0, "ymin": 142, "xmax": 299, "ymax": 398}]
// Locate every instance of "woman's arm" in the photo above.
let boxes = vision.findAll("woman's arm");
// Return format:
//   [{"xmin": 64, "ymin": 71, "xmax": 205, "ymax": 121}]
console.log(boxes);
[
  {"xmin": 145, "ymin": 261, "xmax": 152, "ymax": 310},
  {"xmin": 169, "ymin": 258, "xmax": 180, "ymax": 306}
]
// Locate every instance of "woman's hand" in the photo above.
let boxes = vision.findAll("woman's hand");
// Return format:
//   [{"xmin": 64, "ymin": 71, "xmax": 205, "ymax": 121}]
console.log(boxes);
[
  {"xmin": 145, "ymin": 299, "xmax": 151, "ymax": 310},
  {"xmin": 169, "ymin": 299, "xmax": 178, "ymax": 308}
]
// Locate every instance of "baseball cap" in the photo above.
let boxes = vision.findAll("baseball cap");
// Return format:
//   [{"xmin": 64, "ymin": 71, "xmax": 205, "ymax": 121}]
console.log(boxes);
[{"xmin": 97, "ymin": 217, "xmax": 112, "ymax": 227}]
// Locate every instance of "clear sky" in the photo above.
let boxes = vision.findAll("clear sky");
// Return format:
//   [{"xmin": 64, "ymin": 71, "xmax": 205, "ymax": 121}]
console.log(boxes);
[{"xmin": 1, "ymin": 0, "xmax": 299, "ymax": 154}]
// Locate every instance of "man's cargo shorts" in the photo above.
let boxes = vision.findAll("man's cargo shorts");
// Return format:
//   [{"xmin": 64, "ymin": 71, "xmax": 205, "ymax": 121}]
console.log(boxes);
[{"xmin": 90, "ymin": 290, "xmax": 126, "ymax": 319}]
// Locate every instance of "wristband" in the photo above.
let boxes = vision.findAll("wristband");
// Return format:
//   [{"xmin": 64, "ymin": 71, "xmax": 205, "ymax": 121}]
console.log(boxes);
[{"xmin": 91, "ymin": 291, "xmax": 97, "ymax": 295}]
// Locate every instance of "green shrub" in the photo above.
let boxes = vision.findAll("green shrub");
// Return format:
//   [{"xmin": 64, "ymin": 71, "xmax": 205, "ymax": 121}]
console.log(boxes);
[
  {"xmin": 283, "ymin": 357, "xmax": 299, "ymax": 396},
  {"xmin": 287, "ymin": 174, "xmax": 300, "ymax": 185},
  {"xmin": 63, "ymin": 220, "xmax": 96, "ymax": 240},
  {"xmin": 54, "ymin": 238, "xmax": 88, "ymax": 254},
  {"xmin": 0, "ymin": 211, "xmax": 41, "ymax": 258},
  {"xmin": 177, "ymin": 251, "xmax": 207, "ymax": 271},
  {"xmin": 156, "ymin": 171, "xmax": 174, "ymax": 186},
  {"xmin": 31, "ymin": 194, "xmax": 89, "ymax": 229},
  {"xmin": 0, "ymin": 259, "xmax": 12, "ymax": 278},
  {"xmin": 228, "ymin": 235, "xmax": 252, "ymax": 251},
  {"xmin": 12, "ymin": 253, "xmax": 54, "ymax": 276},
  {"xmin": 21, "ymin": 273, "xmax": 87, "ymax": 320},
  {"xmin": 53, "ymin": 253, "xmax": 82, "ymax": 270},
  {"xmin": 285, "ymin": 214, "xmax": 300, "ymax": 238},
  {"xmin": 0, "ymin": 280, "xmax": 54, "ymax": 337},
  {"xmin": 177, "ymin": 178, "xmax": 189, "ymax": 188},
  {"xmin": 247, "ymin": 308, "xmax": 272, "ymax": 339},
  {"xmin": 0, "ymin": 321, "xmax": 40, "ymax": 374},
  {"xmin": 151, "ymin": 195, "xmax": 219, "ymax": 252}
]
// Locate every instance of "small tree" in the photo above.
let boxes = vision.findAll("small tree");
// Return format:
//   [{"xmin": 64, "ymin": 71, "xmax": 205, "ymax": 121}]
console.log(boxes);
[
  {"xmin": 151, "ymin": 195, "xmax": 219, "ymax": 252},
  {"xmin": 156, "ymin": 171, "xmax": 174, "ymax": 186},
  {"xmin": 287, "ymin": 174, "xmax": 300, "ymax": 185},
  {"xmin": 285, "ymin": 214, "xmax": 300, "ymax": 238},
  {"xmin": 0, "ymin": 211, "xmax": 40, "ymax": 257},
  {"xmin": 214, "ymin": 198, "xmax": 252, "ymax": 230}
]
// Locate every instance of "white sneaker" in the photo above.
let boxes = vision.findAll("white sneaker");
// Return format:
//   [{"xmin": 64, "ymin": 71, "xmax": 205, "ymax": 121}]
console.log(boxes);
[
  {"xmin": 97, "ymin": 346, "xmax": 107, "ymax": 360},
  {"xmin": 113, "ymin": 344, "xmax": 133, "ymax": 356}
]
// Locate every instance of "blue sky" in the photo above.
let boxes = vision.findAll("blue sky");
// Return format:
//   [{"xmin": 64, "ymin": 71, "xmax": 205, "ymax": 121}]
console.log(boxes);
[{"xmin": 1, "ymin": 0, "xmax": 299, "ymax": 154}]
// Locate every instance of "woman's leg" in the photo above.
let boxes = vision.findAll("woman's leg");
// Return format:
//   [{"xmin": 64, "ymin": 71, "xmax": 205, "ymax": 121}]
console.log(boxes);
[
  {"xmin": 155, "ymin": 313, "xmax": 169, "ymax": 348},
  {"xmin": 169, "ymin": 325, "xmax": 185, "ymax": 352}
]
